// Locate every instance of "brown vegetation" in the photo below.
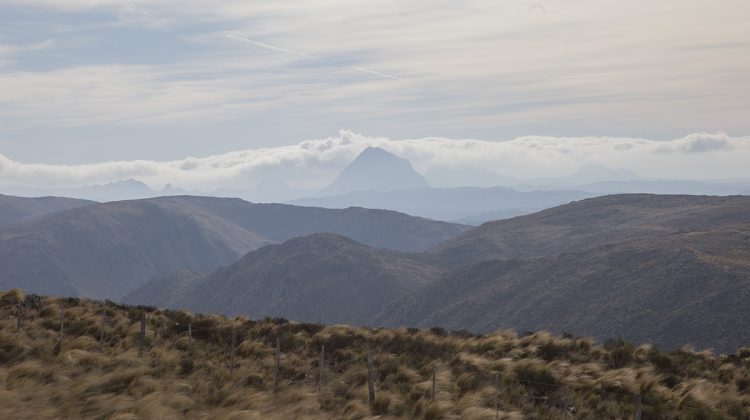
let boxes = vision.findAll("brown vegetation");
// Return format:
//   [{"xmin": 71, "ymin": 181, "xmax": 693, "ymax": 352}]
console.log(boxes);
[{"xmin": 1, "ymin": 289, "xmax": 749, "ymax": 419}]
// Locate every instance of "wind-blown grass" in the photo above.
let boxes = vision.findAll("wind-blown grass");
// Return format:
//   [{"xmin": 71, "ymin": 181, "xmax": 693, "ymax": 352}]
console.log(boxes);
[{"xmin": 1, "ymin": 289, "xmax": 748, "ymax": 419}]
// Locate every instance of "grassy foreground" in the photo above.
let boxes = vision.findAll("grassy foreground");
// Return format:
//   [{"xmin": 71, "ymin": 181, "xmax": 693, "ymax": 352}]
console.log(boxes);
[{"xmin": 1, "ymin": 289, "xmax": 749, "ymax": 419}]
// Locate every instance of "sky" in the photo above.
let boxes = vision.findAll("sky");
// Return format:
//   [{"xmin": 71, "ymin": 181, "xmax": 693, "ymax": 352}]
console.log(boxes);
[{"xmin": 0, "ymin": 0, "xmax": 748, "ymax": 189}]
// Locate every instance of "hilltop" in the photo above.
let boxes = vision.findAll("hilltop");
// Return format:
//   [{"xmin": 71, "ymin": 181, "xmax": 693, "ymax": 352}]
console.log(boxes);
[{"xmin": 2, "ymin": 289, "xmax": 750, "ymax": 419}]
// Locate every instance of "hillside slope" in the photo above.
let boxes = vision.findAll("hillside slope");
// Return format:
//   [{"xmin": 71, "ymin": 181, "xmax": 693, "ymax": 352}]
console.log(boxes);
[
  {"xmin": 380, "ymin": 227, "xmax": 750, "ymax": 352},
  {"xmin": 121, "ymin": 269, "xmax": 205, "ymax": 308},
  {"xmin": 3, "ymin": 289, "xmax": 750, "ymax": 419},
  {"xmin": 0, "ymin": 194, "xmax": 94, "ymax": 227},
  {"xmin": 152, "ymin": 234, "xmax": 440, "ymax": 325},
  {"xmin": 427, "ymin": 194, "xmax": 750, "ymax": 267}
]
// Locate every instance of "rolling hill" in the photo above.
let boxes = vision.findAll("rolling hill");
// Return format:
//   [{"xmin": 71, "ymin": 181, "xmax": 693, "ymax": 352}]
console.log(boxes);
[
  {"xmin": 0, "ymin": 195, "xmax": 467, "ymax": 300},
  {"xmin": 379, "ymin": 226, "xmax": 750, "ymax": 352},
  {"xmin": 427, "ymin": 194, "xmax": 750, "ymax": 266},
  {"xmin": 127, "ymin": 233, "xmax": 440, "ymax": 325}
]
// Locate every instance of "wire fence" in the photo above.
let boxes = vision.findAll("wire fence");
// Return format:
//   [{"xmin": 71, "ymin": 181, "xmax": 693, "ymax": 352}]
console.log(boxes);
[{"xmin": 5, "ymin": 297, "xmax": 644, "ymax": 419}]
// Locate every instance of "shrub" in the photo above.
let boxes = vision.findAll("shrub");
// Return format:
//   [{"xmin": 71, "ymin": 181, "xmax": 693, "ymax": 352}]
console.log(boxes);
[
  {"xmin": 373, "ymin": 393, "xmax": 391, "ymax": 415},
  {"xmin": 429, "ymin": 327, "xmax": 447, "ymax": 337},
  {"xmin": 604, "ymin": 338, "xmax": 634, "ymax": 369},
  {"xmin": 513, "ymin": 361, "xmax": 559, "ymax": 396},
  {"xmin": 179, "ymin": 357, "xmax": 194, "ymax": 375}
]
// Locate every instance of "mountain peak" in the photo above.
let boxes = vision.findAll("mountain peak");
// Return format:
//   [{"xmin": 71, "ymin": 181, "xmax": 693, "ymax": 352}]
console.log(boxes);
[
  {"xmin": 566, "ymin": 162, "xmax": 640, "ymax": 183},
  {"xmin": 358, "ymin": 146, "xmax": 394, "ymax": 159},
  {"xmin": 320, "ymin": 147, "xmax": 429, "ymax": 196}
]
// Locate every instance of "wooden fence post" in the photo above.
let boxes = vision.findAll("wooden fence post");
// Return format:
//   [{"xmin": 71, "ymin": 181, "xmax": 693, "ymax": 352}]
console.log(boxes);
[
  {"xmin": 59, "ymin": 307, "xmax": 64, "ymax": 342},
  {"xmin": 230, "ymin": 329, "xmax": 236, "ymax": 376},
  {"xmin": 188, "ymin": 322, "xmax": 192, "ymax": 356},
  {"xmin": 273, "ymin": 336, "xmax": 281, "ymax": 393},
  {"xmin": 431, "ymin": 366, "xmax": 436, "ymax": 400},
  {"xmin": 138, "ymin": 312, "xmax": 146, "ymax": 357},
  {"xmin": 494, "ymin": 373, "xmax": 499, "ymax": 420},
  {"xmin": 16, "ymin": 304, "xmax": 21, "ymax": 331},
  {"xmin": 318, "ymin": 344, "xmax": 325, "ymax": 391},
  {"xmin": 635, "ymin": 393, "xmax": 642, "ymax": 420},
  {"xmin": 99, "ymin": 311, "xmax": 106, "ymax": 352},
  {"xmin": 367, "ymin": 352, "xmax": 375, "ymax": 408}
]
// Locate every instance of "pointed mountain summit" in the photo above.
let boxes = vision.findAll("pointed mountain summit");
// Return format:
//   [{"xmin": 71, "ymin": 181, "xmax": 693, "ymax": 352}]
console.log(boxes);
[
  {"xmin": 564, "ymin": 162, "xmax": 640, "ymax": 184},
  {"xmin": 320, "ymin": 147, "xmax": 429, "ymax": 196}
]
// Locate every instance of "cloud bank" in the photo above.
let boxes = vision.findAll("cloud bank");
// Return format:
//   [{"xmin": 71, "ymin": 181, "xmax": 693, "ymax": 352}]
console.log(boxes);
[{"xmin": 1, "ymin": 131, "xmax": 748, "ymax": 191}]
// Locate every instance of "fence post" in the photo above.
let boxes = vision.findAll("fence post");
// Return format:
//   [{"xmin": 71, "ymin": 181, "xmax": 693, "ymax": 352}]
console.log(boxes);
[
  {"xmin": 494, "ymin": 373, "xmax": 499, "ymax": 420},
  {"xmin": 138, "ymin": 312, "xmax": 146, "ymax": 357},
  {"xmin": 230, "ymin": 329, "xmax": 236, "ymax": 376},
  {"xmin": 188, "ymin": 322, "xmax": 192, "ymax": 356},
  {"xmin": 99, "ymin": 311, "xmax": 106, "ymax": 352},
  {"xmin": 563, "ymin": 386, "xmax": 572, "ymax": 417},
  {"xmin": 16, "ymin": 304, "xmax": 21, "ymax": 331},
  {"xmin": 273, "ymin": 336, "xmax": 280, "ymax": 393},
  {"xmin": 635, "ymin": 393, "xmax": 642, "ymax": 420},
  {"xmin": 318, "ymin": 344, "xmax": 325, "ymax": 391},
  {"xmin": 367, "ymin": 352, "xmax": 375, "ymax": 408},
  {"xmin": 431, "ymin": 366, "xmax": 436, "ymax": 400},
  {"xmin": 59, "ymin": 307, "xmax": 64, "ymax": 342}
]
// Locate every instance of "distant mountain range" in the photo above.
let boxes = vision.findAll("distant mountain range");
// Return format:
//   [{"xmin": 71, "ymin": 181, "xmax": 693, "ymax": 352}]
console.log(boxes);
[
  {"xmin": 292, "ymin": 186, "xmax": 594, "ymax": 224},
  {"xmin": 124, "ymin": 194, "xmax": 750, "ymax": 352},
  {"xmin": 3, "ymin": 149, "xmax": 746, "ymax": 226},
  {"xmin": 0, "ymin": 195, "xmax": 467, "ymax": 299},
  {"xmin": 513, "ymin": 179, "xmax": 750, "ymax": 195},
  {"xmin": 293, "ymin": 149, "xmax": 748, "ymax": 223},
  {"xmin": 1, "ymin": 179, "xmax": 157, "ymax": 202}
]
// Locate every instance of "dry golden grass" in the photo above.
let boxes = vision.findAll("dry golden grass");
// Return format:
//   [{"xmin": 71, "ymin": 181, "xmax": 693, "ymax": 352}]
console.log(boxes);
[{"xmin": 1, "ymin": 288, "xmax": 749, "ymax": 419}]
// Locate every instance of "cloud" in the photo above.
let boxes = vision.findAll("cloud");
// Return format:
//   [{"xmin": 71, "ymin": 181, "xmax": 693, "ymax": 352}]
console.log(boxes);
[
  {"xmin": 0, "ymin": 39, "xmax": 54, "ymax": 57},
  {"xmin": 670, "ymin": 133, "xmax": 734, "ymax": 153},
  {"xmin": 1, "ymin": 131, "xmax": 748, "ymax": 191},
  {"xmin": 0, "ymin": 0, "xmax": 748, "ymax": 139}
]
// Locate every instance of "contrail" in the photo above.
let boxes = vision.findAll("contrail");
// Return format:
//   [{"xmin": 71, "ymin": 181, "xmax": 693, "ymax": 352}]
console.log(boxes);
[
  {"xmin": 350, "ymin": 66, "xmax": 402, "ymax": 81},
  {"xmin": 226, "ymin": 34, "xmax": 315, "ymax": 60},
  {"xmin": 225, "ymin": 33, "xmax": 401, "ymax": 81}
]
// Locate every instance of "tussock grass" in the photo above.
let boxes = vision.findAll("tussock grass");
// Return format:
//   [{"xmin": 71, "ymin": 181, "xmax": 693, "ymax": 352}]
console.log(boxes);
[{"xmin": 1, "ymin": 288, "xmax": 749, "ymax": 418}]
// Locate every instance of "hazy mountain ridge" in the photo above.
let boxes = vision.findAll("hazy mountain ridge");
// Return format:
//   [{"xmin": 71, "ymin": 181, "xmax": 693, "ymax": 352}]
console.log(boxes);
[
  {"xmin": 0, "ymin": 195, "xmax": 467, "ymax": 300},
  {"xmin": 0, "ymin": 194, "xmax": 95, "ymax": 228},
  {"xmin": 292, "ymin": 186, "xmax": 594, "ymax": 223},
  {"xmin": 0, "ymin": 198, "xmax": 265, "ymax": 299},
  {"xmin": 1, "ymin": 179, "xmax": 157, "ymax": 202}
]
